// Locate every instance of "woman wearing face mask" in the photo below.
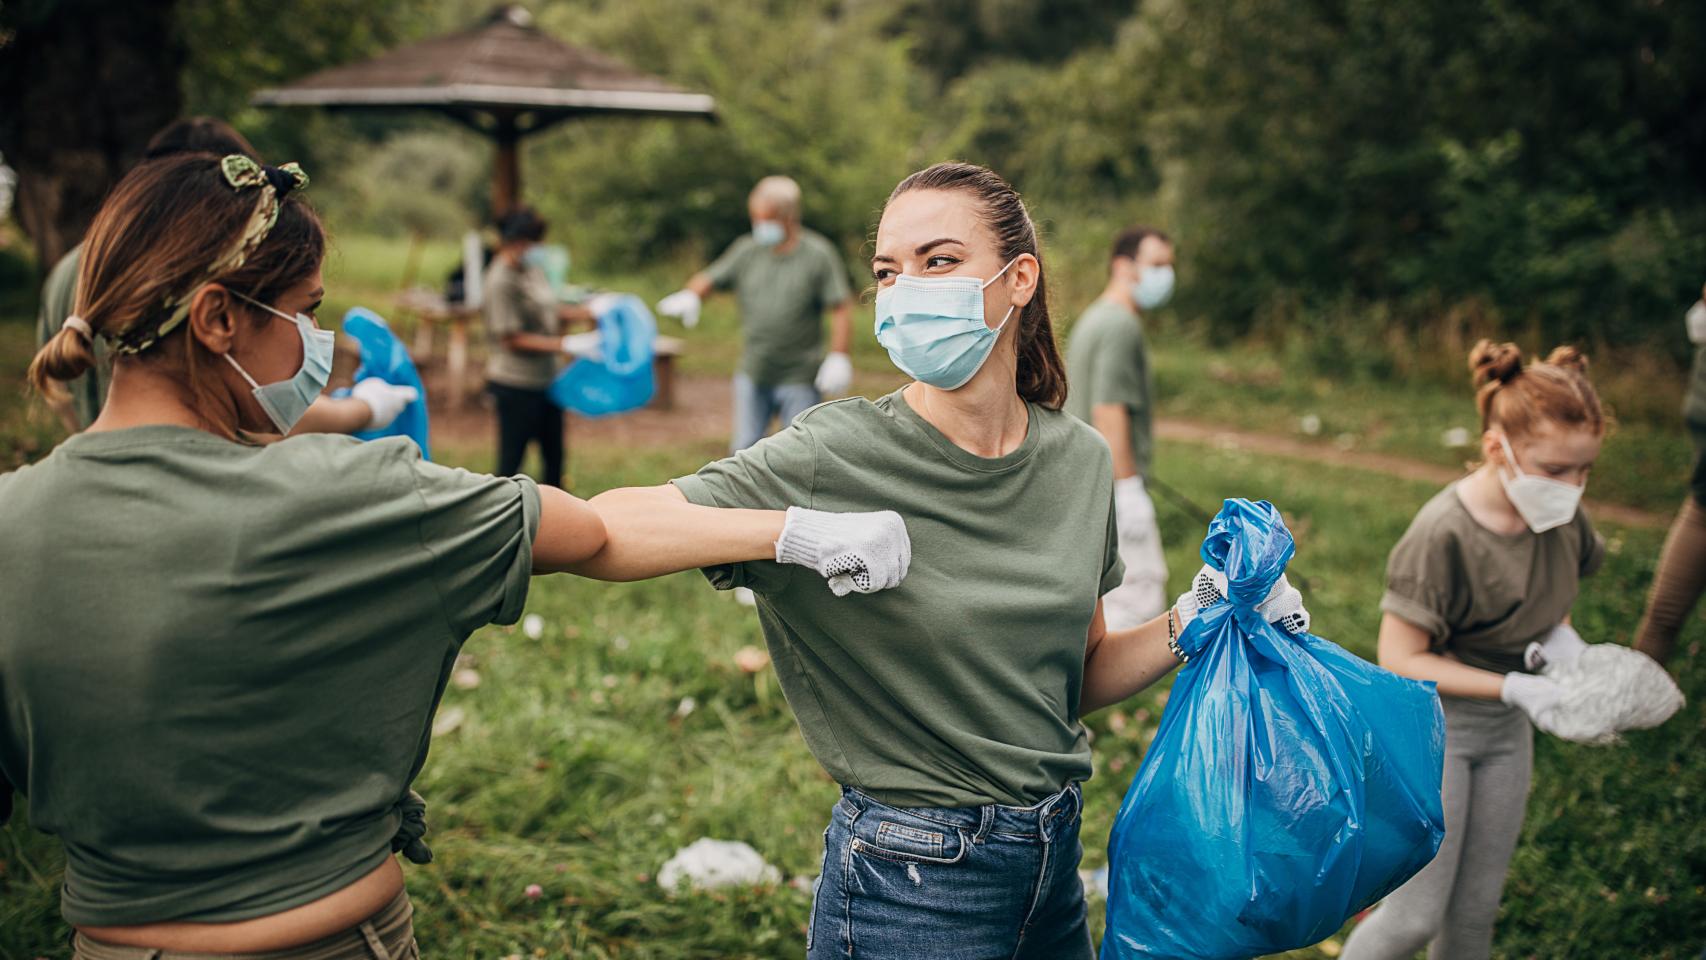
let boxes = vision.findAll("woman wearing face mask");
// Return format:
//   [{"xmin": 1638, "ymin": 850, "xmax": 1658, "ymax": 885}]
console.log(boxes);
[
  {"xmin": 585, "ymin": 162, "xmax": 1309, "ymax": 959},
  {"xmin": 1, "ymin": 154, "xmax": 908, "ymax": 960},
  {"xmin": 1341, "ymin": 341, "xmax": 1608, "ymax": 960}
]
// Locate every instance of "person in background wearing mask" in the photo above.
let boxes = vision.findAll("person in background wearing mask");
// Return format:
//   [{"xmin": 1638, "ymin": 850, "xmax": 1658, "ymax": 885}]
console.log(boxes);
[
  {"xmin": 35, "ymin": 116, "xmax": 417, "ymax": 440},
  {"xmin": 1632, "ymin": 280, "xmax": 1706, "ymax": 666},
  {"xmin": 610, "ymin": 162, "xmax": 1308, "ymax": 959},
  {"xmin": 482, "ymin": 206, "xmax": 593, "ymax": 488},
  {"xmin": 1342, "ymin": 341, "xmax": 1608, "ymax": 960},
  {"xmin": 2, "ymin": 153, "xmax": 908, "ymax": 959},
  {"xmin": 1065, "ymin": 226, "xmax": 1176, "ymax": 629},
  {"xmin": 657, "ymin": 175, "xmax": 855, "ymax": 452}
]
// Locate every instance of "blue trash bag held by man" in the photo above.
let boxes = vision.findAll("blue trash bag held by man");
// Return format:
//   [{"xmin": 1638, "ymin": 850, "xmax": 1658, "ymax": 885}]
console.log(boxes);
[
  {"xmin": 549, "ymin": 293, "xmax": 657, "ymax": 417},
  {"xmin": 339, "ymin": 307, "xmax": 430, "ymax": 459},
  {"xmin": 1101, "ymin": 499, "xmax": 1446, "ymax": 960}
]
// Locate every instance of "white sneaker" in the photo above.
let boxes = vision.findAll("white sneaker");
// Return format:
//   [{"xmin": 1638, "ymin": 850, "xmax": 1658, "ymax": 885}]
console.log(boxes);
[{"xmin": 733, "ymin": 587, "xmax": 757, "ymax": 607}]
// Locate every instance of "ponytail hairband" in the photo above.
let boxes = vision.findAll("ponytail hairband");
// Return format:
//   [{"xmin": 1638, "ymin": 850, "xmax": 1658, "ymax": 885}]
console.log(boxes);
[
  {"xmin": 110, "ymin": 155, "xmax": 310, "ymax": 356},
  {"xmin": 63, "ymin": 315, "xmax": 93, "ymax": 339}
]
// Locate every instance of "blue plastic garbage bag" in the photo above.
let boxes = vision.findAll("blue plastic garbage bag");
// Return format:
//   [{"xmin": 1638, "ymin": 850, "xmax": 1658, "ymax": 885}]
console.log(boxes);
[
  {"xmin": 338, "ymin": 307, "xmax": 430, "ymax": 459},
  {"xmin": 1101, "ymin": 499, "xmax": 1445, "ymax": 960},
  {"xmin": 548, "ymin": 294, "xmax": 656, "ymax": 417}
]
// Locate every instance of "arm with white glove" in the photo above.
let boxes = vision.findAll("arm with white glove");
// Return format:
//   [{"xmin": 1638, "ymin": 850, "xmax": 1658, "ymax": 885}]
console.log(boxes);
[
  {"xmin": 657, "ymin": 288, "xmax": 703, "ymax": 329},
  {"xmin": 568, "ymin": 484, "xmax": 909, "ymax": 595},
  {"xmin": 1172, "ymin": 564, "xmax": 1311, "ymax": 643}
]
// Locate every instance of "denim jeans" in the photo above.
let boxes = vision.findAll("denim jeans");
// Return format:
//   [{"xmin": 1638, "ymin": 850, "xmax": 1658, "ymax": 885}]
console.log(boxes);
[
  {"xmin": 732, "ymin": 372, "xmax": 820, "ymax": 453},
  {"xmin": 807, "ymin": 782, "xmax": 1092, "ymax": 960}
]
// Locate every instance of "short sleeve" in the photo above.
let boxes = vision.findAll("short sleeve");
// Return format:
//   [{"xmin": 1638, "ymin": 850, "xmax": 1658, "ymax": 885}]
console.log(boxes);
[
  {"xmin": 409, "ymin": 457, "xmax": 542, "ymax": 637},
  {"xmin": 1088, "ymin": 322, "xmax": 1147, "ymax": 411},
  {"xmin": 1099, "ymin": 490, "xmax": 1126, "ymax": 595},
  {"xmin": 817, "ymin": 244, "xmax": 852, "ymax": 307},
  {"xmin": 671, "ymin": 425, "xmax": 818, "ymax": 592},
  {"xmin": 1380, "ymin": 528, "xmax": 1457, "ymax": 642},
  {"xmin": 704, "ymin": 237, "xmax": 754, "ymax": 291},
  {"xmin": 483, "ymin": 268, "xmax": 528, "ymax": 339},
  {"xmin": 1577, "ymin": 509, "xmax": 1607, "ymax": 578}
]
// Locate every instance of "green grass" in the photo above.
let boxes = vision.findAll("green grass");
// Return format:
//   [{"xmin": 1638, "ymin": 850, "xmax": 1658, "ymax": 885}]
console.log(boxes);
[{"xmin": 2, "ymin": 235, "xmax": 1703, "ymax": 958}]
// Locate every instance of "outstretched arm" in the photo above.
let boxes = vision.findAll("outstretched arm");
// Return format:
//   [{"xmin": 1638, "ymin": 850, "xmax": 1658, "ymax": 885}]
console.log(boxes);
[{"xmin": 564, "ymin": 484, "xmax": 785, "ymax": 581}]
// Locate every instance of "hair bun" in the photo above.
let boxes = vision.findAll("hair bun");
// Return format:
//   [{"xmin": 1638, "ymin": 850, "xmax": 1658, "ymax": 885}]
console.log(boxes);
[
  {"xmin": 1469, "ymin": 339, "xmax": 1523, "ymax": 389},
  {"xmin": 1544, "ymin": 344, "xmax": 1590, "ymax": 374}
]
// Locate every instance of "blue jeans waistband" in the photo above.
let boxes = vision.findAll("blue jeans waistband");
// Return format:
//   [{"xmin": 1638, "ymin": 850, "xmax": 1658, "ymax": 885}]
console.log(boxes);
[{"xmin": 837, "ymin": 781, "xmax": 1082, "ymax": 844}]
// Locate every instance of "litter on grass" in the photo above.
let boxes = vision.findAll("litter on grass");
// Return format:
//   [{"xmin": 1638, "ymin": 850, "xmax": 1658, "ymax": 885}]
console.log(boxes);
[{"xmin": 657, "ymin": 838, "xmax": 781, "ymax": 892}]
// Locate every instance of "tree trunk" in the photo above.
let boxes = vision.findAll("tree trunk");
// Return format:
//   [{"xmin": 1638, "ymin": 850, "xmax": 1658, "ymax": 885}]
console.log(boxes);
[{"xmin": 0, "ymin": 0, "xmax": 184, "ymax": 271}]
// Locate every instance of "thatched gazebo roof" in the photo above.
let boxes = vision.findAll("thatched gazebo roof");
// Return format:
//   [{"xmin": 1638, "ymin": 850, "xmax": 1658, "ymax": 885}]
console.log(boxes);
[{"xmin": 252, "ymin": 5, "xmax": 714, "ymax": 212}]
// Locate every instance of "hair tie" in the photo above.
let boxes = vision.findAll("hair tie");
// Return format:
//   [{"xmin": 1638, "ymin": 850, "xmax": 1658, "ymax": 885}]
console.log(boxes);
[
  {"xmin": 262, "ymin": 164, "xmax": 302, "ymax": 199},
  {"xmin": 63, "ymin": 315, "xmax": 93, "ymax": 339}
]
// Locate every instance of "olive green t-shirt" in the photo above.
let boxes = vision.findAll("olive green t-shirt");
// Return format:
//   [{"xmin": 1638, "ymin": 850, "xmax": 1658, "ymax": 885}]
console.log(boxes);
[
  {"xmin": 483, "ymin": 256, "xmax": 562, "ymax": 390},
  {"xmin": 673, "ymin": 389, "xmax": 1124, "ymax": 808},
  {"xmin": 704, "ymin": 229, "xmax": 852, "ymax": 386},
  {"xmin": 35, "ymin": 244, "xmax": 110, "ymax": 428},
  {"xmin": 0, "ymin": 427, "xmax": 540, "ymax": 926},
  {"xmin": 1381, "ymin": 483, "xmax": 1605, "ymax": 674},
  {"xmin": 1065, "ymin": 298, "xmax": 1153, "ymax": 476}
]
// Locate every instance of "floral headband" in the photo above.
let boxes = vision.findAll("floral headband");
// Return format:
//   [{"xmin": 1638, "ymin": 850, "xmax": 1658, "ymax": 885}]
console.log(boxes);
[{"xmin": 108, "ymin": 155, "xmax": 310, "ymax": 356}]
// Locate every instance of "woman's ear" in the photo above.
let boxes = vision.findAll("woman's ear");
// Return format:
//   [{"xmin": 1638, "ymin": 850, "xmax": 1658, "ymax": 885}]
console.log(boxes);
[
  {"xmin": 1007, "ymin": 253, "xmax": 1040, "ymax": 309},
  {"xmin": 187, "ymin": 284, "xmax": 239, "ymax": 356},
  {"xmin": 1481, "ymin": 430, "xmax": 1505, "ymax": 467}
]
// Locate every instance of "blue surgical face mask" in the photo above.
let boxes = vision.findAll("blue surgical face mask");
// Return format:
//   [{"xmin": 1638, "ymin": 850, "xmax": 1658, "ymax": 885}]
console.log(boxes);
[
  {"xmin": 874, "ymin": 257, "xmax": 1019, "ymax": 390},
  {"xmin": 224, "ymin": 291, "xmax": 335, "ymax": 434},
  {"xmin": 752, "ymin": 220, "xmax": 786, "ymax": 248},
  {"xmin": 1131, "ymin": 263, "xmax": 1175, "ymax": 311}
]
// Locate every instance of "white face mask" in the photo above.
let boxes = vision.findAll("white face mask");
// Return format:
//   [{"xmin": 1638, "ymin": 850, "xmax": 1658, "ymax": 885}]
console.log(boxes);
[{"xmin": 1497, "ymin": 435, "xmax": 1584, "ymax": 533}]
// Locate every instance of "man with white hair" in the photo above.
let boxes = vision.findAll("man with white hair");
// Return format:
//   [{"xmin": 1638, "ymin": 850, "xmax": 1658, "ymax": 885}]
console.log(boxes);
[{"xmin": 659, "ymin": 175, "xmax": 854, "ymax": 452}]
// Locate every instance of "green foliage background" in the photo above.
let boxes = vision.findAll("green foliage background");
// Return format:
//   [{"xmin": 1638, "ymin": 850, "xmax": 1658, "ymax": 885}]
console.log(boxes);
[{"xmin": 161, "ymin": 0, "xmax": 1706, "ymax": 356}]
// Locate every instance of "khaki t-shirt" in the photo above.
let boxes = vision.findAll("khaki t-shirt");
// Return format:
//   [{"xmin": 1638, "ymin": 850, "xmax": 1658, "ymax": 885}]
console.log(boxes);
[
  {"xmin": 673, "ymin": 388, "xmax": 1124, "ymax": 808},
  {"xmin": 483, "ymin": 256, "xmax": 561, "ymax": 390},
  {"xmin": 704, "ymin": 229, "xmax": 851, "ymax": 386},
  {"xmin": 1382, "ymin": 483, "xmax": 1606, "ymax": 674},
  {"xmin": 0, "ymin": 427, "xmax": 539, "ymax": 925},
  {"xmin": 1065, "ymin": 298, "xmax": 1154, "ymax": 476}
]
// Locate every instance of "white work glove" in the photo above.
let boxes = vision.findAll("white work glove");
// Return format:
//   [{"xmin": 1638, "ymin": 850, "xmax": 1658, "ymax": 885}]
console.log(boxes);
[
  {"xmin": 1686, "ymin": 299, "xmax": 1706, "ymax": 346},
  {"xmin": 815, "ymin": 351, "xmax": 854, "ymax": 396},
  {"xmin": 774, "ymin": 506, "xmax": 911, "ymax": 597},
  {"xmin": 1173, "ymin": 565, "xmax": 1310, "ymax": 636},
  {"xmin": 1523, "ymin": 623, "xmax": 1589, "ymax": 672},
  {"xmin": 561, "ymin": 332, "xmax": 603, "ymax": 359},
  {"xmin": 1113, "ymin": 476, "xmax": 1157, "ymax": 542},
  {"xmin": 350, "ymin": 378, "xmax": 419, "ymax": 431},
  {"xmin": 657, "ymin": 289, "xmax": 702, "ymax": 329},
  {"xmin": 1501, "ymin": 672, "xmax": 1565, "ymax": 725}
]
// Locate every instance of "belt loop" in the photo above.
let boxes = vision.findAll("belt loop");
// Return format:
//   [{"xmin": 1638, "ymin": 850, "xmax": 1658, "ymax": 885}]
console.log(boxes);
[
  {"xmin": 972, "ymin": 803, "xmax": 995, "ymax": 844},
  {"xmin": 360, "ymin": 918, "xmax": 394, "ymax": 960}
]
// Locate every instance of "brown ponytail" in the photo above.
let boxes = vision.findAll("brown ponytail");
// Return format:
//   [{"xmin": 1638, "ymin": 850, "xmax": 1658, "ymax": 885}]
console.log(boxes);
[
  {"xmin": 1469, "ymin": 339, "xmax": 1607, "ymax": 439},
  {"xmin": 26, "ymin": 323, "xmax": 97, "ymax": 400},
  {"xmin": 885, "ymin": 162, "xmax": 1068, "ymax": 409}
]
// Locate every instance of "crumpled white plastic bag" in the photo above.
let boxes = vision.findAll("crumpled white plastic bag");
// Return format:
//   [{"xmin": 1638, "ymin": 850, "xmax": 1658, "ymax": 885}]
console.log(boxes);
[
  {"xmin": 1533, "ymin": 643, "xmax": 1685, "ymax": 745},
  {"xmin": 657, "ymin": 838, "xmax": 781, "ymax": 892}
]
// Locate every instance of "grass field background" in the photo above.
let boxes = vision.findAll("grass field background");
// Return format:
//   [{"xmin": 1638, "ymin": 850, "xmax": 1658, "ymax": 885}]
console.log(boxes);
[{"xmin": 1, "ymin": 235, "xmax": 1702, "ymax": 958}]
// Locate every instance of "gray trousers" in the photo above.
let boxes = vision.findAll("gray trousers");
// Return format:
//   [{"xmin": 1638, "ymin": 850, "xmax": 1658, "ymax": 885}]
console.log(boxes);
[{"xmin": 1342, "ymin": 696, "xmax": 1533, "ymax": 960}]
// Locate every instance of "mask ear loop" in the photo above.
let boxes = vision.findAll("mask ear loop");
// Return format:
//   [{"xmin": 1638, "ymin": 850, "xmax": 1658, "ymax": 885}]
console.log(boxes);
[
  {"xmin": 982, "ymin": 256, "xmax": 1022, "ymax": 333},
  {"xmin": 1497, "ymin": 433, "xmax": 1526, "ymax": 480}
]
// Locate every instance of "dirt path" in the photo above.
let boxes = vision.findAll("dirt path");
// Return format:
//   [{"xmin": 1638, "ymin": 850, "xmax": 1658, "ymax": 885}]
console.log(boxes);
[{"xmin": 426, "ymin": 372, "xmax": 1671, "ymax": 530}]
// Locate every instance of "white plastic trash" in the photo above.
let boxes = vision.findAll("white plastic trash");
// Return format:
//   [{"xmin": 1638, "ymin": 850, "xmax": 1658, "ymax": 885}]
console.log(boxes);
[
  {"xmin": 1534, "ymin": 643, "xmax": 1685, "ymax": 745},
  {"xmin": 657, "ymin": 838, "xmax": 781, "ymax": 892}
]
